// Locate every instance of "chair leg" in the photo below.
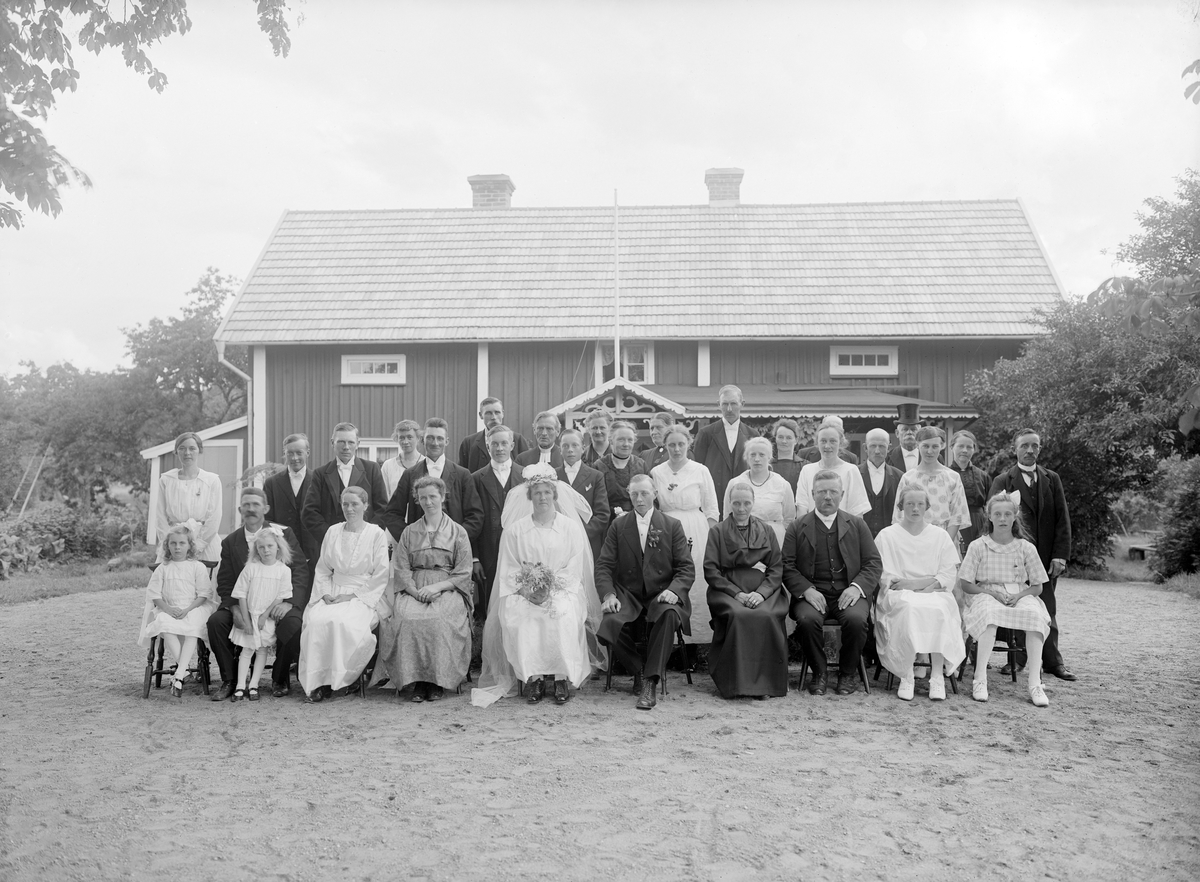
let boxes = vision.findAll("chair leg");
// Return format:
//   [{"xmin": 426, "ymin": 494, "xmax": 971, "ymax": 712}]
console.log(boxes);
[
  {"xmin": 676, "ymin": 626, "xmax": 693, "ymax": 685},
  {"xmin": 947, "ymin": 670, "xmax": 958, "ymax": 695},
  {"xmin": 873, "ymin": 660, "xmax": 883, "ymax": 682},
  {"xmin": 858, "ymin": 655, "xmax": 871, "ymax": 695},
  {"xmin": 143, "ymin": 637, "xmax": 157, "ymax": 698},
  {"xmin": 154, "ymin": 638, "xmax": 166, "ymax": 689},
  {"xmin": 197, "ymin": 640, "xmax": 211, "ymax": 695},
  {"xmin": 604, "ymin": 658, "xmax": 614, "ymax": 693},
  {"xmin": 798, "ymin": 658, "xmax": 809, "ymax": 693}
]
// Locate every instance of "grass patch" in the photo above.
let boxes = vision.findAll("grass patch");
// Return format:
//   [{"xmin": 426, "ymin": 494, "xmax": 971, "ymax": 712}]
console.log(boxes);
[
  {"xmin": 1158, "ymin": 572, "xmax": 1200, "ymax": 600},
  {"xmin": 1070, "ymin": 534, "xmax": 1156, "ymax": 583},
  {"xmin": 0, "ymin": 560, "xmax": 145, "ymax": 605}
]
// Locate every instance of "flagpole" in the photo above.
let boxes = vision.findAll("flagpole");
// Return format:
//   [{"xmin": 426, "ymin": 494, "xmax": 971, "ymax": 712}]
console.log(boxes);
[{"xmin": 613, "ymin": 189, "xmax": 621, "ymax": 381}]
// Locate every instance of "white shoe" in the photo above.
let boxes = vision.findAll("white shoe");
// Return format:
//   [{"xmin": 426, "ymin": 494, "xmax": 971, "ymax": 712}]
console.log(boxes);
[
  {"xmin": 1029, "ymin": 684, "xmax": 1050, "ymax": 708},
  {"xmin": 898, "ymin": 678, "xmax": 915, "ymax": 701},
  {"xmin": 929, "ymin": 677, "xmax": 946, "ymax": 701},
  {"xmin": 972, "ymin": 680, "xmax": 989, "ymax": 702}
]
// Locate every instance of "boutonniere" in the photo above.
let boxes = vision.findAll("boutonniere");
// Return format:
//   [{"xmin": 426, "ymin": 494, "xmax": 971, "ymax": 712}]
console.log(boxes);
[
  {"xmin": 667, "ymin": 483, "xmax": 678, "ymax": 492},
  {"xmin": 647, "ymin": 526, "xmax": 663, "ymax": 549}
]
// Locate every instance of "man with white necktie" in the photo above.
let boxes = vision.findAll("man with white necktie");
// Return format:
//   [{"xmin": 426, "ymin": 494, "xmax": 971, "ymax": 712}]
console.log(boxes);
[{"xmin": 515, "ymin": 411, "xmax": 564, "ymax": 468}]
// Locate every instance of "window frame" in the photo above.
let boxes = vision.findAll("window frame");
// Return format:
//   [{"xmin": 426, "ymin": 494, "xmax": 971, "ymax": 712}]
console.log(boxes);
[
  {"xmin": 828, "ymin": 345, "xmax": 899, "ymax": 378},
  {"xmin": 340, "ymin": 354, "xmax": 407, "ymax": 385}
]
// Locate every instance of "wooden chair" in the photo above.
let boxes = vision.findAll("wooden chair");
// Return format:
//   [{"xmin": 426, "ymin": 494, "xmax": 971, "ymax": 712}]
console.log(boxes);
[
  {"xmin": 603, "ymin": 618, "xmax": 693, "ymax": 697},
  {"xmin": 959, "ymin": 629, "xmax": 1019, "ymax": 684},
  {"xmin": 141, "ymin": 559, "xmax": 219, "ymax": 698},
  {"xmin": 799, "ymin": 616, "xmax": 872, "ymax": 694}
]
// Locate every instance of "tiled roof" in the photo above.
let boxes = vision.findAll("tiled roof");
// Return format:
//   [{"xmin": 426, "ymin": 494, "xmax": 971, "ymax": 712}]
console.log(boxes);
[{"xmin": 216, "ymin": 201, "xmax": 1062, "ymax": 344}]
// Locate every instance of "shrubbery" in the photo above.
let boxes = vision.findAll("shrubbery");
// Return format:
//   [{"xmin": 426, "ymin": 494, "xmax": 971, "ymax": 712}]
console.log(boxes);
[
  {"xmin": 1152, "ymin": 457, "xmax": 1200, "ymax": 579},
  {"xmin": 0, "ymin": 499, "xmax": 147, "ymax": 578}
]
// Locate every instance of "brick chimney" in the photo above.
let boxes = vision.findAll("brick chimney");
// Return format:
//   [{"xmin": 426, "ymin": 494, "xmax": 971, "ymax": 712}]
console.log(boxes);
[
  {"xmin": 705, "ymin": 167, "xmax": 744, "ymax": 207},
  {"xmin": 468, "ymin": 174, "xmax": 515, "ymax": 209}
]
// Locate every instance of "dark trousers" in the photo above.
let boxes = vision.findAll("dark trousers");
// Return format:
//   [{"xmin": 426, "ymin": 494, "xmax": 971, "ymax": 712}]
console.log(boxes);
[
  {"xmin": 602, "ymin": 607, "xmax": 683, "ymax": 681},
  {"xmin": 791, "ymin": 594, "xmax": 870, "ymax": 678},
  {"xmin": 1012, "ymin": 574, "xmax": 1063, "ymax": 669},
  {"xmin": 206, "ymin": 606, "xmax": 303, "ymax": 686}
]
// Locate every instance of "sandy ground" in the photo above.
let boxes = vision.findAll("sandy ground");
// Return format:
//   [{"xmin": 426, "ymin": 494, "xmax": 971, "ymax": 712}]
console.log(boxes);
[{"xmin": 1, "ymin": 578, "xmax": 1197, "ymax": 882}]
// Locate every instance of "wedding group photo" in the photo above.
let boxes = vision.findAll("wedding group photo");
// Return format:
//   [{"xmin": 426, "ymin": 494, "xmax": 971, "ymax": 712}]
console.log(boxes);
[{"xmin": 2, "ymin": 2, "xmax": 1198, "ymax": 881}]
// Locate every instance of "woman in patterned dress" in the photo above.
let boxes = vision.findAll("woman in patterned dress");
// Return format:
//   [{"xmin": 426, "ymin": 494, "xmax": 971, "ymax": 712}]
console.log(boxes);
[
  {"xmin": 650, "ymin": 426, "xmax": 720, "ymax": 642},
  {"xmin": 723, "ymin": 436, "xmax": 796, "ymax": 546},
  {"xmin": 892, "ymin": 426, "xmax": 970, "ymax": 549},
  {"xmin": 376, "ymin": 476, "xmax": 474, "ymax": 702},
  {"xmin": 154, "ymin": 432, "xmax": 223, "ymax": 563},
  {"xmin": 957, "ymin": 492, "xmax": 1053, "ymax": 708}
]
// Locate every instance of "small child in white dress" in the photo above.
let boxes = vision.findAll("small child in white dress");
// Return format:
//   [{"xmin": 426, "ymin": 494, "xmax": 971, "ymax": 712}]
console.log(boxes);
[
  {"xmin": 137, "ymin": 525, "xmax": 217, "ymax": 698},
  {"xmin": 229, "ymin": 527, "xmax": 293, "ymax": 700}
]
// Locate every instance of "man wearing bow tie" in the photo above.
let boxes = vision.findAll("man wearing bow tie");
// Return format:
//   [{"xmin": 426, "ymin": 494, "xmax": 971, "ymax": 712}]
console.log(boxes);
[
  {"xmin": 556, "ymin": 428, "xmax": 610, "ymax": 561},
  {"xmin": 989, "ymin": 429, "xmax": 1074, "ymax": 681}
]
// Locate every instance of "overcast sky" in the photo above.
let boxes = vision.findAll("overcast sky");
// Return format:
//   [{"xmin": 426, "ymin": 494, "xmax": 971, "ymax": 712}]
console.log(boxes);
[{"xmin": 1, "ymin": 0, "xmax": 1197, "ymax": 375}]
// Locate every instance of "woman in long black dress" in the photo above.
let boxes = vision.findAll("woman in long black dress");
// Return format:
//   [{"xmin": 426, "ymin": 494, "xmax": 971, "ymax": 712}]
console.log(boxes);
[{"xmin": 703, "ymin": 483, "xmax": 788, "ymax": 699}]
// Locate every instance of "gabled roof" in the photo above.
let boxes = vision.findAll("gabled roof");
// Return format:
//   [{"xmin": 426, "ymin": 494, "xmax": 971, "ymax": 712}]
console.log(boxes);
[
  {"xmin": 140, "ymin": 417, "xmax": 247, "ymax": 459},
  {"xmin": 216, "ymin": 200, "xmax": 1063, "ymax": 345}
]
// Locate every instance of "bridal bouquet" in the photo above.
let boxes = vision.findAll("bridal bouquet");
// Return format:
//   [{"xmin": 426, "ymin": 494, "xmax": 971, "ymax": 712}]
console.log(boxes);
[{"xmin": 515, "ymin": 561, "xmax": 564, "ymax": 608}]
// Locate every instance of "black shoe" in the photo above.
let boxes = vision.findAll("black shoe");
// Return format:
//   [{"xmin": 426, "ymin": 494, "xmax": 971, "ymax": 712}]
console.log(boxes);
[
  {"xmin": 211, "ymin": 681, "xmax": 235, "ymax": 702},
  {"xmin": 271, "ymin": 682, "xmax": 291, "ymax": 698},
  {"xmin": 1000, "ymin": 661, "xmax": 1026, "ymax": 676},
  {"xmin": 526, "ymin": 677, "xmax": 545, "ymax": 704},
  {"xmin": 427, "ymin": 685, "xmax": 444, "ymax": 701},
  {"xmin": 807, "ymin": 672, "xmax": 827, "ymax": 696},
  {"xmin": 834, "ymin": 675, "xmax": 856, "ymax": 696},
  {"xmin": 636, "ymin": 677, "xmax": 657, "ymax": 710},
  {"xmin": 554, "ymin": 679, "xmax": 570, "ymax": 704},
  {"xmin": 1045, "ymin": 665, "xmax": 1077, "ymax": 681},
  {"xmin": 305, "ymin": 686, "xmax": 326, "ymax": 703},
  {"xmin": 410, "ymin": 683, "xmax": 428, "ymax": 703},
  {"xmin": 632, "ymin": 671, "xmax": 644, "ymax": 696}
]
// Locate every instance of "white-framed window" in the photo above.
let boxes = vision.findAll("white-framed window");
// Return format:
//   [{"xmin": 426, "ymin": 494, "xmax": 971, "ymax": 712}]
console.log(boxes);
[
  {"xmin": 355, "ymin": 441, "xmax": 399, "ymax": 464},
  {"xmin": 598, "ymin": 341, "xmax": 655, "ymax": 384},
  {"xmin": 829, "ymin": 345, "xmax": 899, "ymax": 378},
  {"xmin": 341, "ymin": 354, "xmax": 407, "ymax": 385}
]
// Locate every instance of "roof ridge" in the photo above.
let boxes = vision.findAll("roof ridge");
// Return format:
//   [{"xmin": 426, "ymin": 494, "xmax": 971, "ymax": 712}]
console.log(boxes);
[{"xmin": 280, "ymin": 199, "xmax": 1023, "ymax": 216}]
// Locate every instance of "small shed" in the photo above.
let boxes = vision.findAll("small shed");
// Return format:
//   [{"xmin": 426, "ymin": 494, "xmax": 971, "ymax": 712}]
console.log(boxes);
[{"xmin": 140, "ymin": 417, "xmax": 248, "ymax": 545}]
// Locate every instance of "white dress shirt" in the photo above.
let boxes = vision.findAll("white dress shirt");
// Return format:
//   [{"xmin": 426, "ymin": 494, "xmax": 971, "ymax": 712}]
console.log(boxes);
[
  {"xmin": 816, "ymin": 511, "xmax": 838, "ymax": 530},
  {"xmin": 723, "ymin": 418, "xmax": 742, "ymax": 453},
  {"xmin": 289, "ymin": 467, "xmax": 307, "ymax": 497},
  {"xmin": 336, "ymin": 459, "xmax": 354, "ymax": 488},
  {"xmin": 564, "ymin": 461, "xmax": 582, "ymax": 485},
  {"xmin": 635, "ymin": 509, "xmax": 654, "ymax": 550},
  {"xmin": 867, "ymin": 461, "xmax": 886, "ymax": 494},
  {"xmin": 491, "ymin": 459, "xmax": 512, "ymax": 488},
  {"xmin": 538, "ymin": 447, "xmax": 553, "ymax": 463},
  {"xmin": 901, "ymin": 447, "xmax": 919, "ymax": 471},
  {"xmin": 426, "ymin": 455, "xmax": 445, "ymax": 480},
  {"xmin": 1018, "ymin": 463, "xmax": 1038, "ymax": 486}
]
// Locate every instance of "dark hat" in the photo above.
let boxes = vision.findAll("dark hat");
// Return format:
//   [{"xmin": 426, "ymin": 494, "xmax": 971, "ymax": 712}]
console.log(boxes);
[{"xmin": 894, "ymin": 403, "xmax": 923, "ymax": 426}]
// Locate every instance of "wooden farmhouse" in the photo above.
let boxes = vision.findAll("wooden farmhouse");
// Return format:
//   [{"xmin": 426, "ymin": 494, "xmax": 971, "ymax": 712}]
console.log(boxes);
[{"xmin": 214, "ymin": 168, "xmax": 1064, "ymax": 468}]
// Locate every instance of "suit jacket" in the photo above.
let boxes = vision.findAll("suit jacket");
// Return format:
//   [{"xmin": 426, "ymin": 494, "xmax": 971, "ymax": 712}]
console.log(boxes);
[
  {"xmin": 557, "ymin": 462, "xmax": 610, "ymax": 560},
  {"xmin": 263, "ymin": 468, "xmax": 317, "ymax": 564},
  {"xmin": 887, "ymin": 447, "xmax": 918, "ymax": 472},
  {"xmin": 797, "ymin": 446, "xmax": 860, "ymax": 465},
  {"xmin": 693, "ymin": 420, "xmax": 751, "ymax": 518},
  {"xmin": 458, "ymin": 430, "xmax": 531, "ymax": 473},
  {"xmin": 596, "ymin": 510, "xmax": 694, "ymax": 633},
  {"xmin": 301, "ymin": 458, "xmax": 389, "ymax": 551},
  {"xmin": 858, "ymin": 461, "xmax": 904, "ymax": 538},
  {"xmin": 989, "ymin": 466, "xmax": 1071, "ymax": 567},
  {"xmin": 214, "ymin": 521, "xmax": 310, "ymax": 611},
  {"xmin": 381, "ymin": 458, "xmax": 483, "ymax": 542},
  {"xmin": 781, "ymin": 511, "xmax": 882, "ymax": 601},
  {"xmin": 469, "ymin": 462, "xmax": 525, "ymax": 582},
  {"xmin": 636, "ymin": 441, "xmax": 670, "ymax": 471},
  {"xmin": 514, "ymin": 446, "xmax": 564, "ymax": 469}
]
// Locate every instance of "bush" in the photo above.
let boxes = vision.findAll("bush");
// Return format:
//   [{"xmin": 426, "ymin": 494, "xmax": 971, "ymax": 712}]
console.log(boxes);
[
  {"xmin": 0, "ymin": 498, "xmax": 148, "ymax": 576},
  {"xmin": 1152, "ymin": 457, "xmax": 1200, "ymax": 579}
]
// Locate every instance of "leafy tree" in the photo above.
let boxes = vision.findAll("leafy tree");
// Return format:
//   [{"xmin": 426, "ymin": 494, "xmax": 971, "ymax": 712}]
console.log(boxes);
[
  {"xmin": 123, "ymin": 267, "xmax": 247, "ymax": 425},
  {"xmin": 1, "ymin": 1, "xmax": 292, "ymax": 228},
  {"xmin": 964, "ymin": 299, "xmax": 1200, "ymax": 568}
]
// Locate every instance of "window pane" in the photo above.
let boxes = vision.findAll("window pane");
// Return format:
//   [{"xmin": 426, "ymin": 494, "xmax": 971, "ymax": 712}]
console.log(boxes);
[
  {"xmin": 864, "ymin": 354, "xmax": 877, "ymax": 366},
  {"xmin": 386, "ymin": 362, "xmax": 397, "ymax": 374},
  {"xmin": 851, "ymin": 354, "xmax": 863, "ymax": 365},
  {"xmin": 878, "ymin": 354, "xmax": 889, "ymax": 366},
  {"xmin": 628, "ymin": 364, "xmax": 645, "ymax": 382},
  {"xmin": 349, "ymin": 362, "xmax": 362, "ymax": 374},
  {"xmin": 838, "ymin": 354, "xmax": 851, "ymax": 366}
]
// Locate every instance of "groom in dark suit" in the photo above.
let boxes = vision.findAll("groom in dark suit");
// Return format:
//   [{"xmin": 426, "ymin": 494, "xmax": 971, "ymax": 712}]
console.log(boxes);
[
  {"xmin": 989, "ymin": 428, "xmax": 1074, "ymax": 680},
  {"xmin": 458, "ymin": 397, "xmax": 531, "ymax": 472},
  {"xmin": 263, "ymin": 432, "xmax": 318, "ymax": 580},
  {"xmin": 300, "ymin": 422, "xmax": 389, "ymax": 551},
  {"xmin": 595, "ymin": 475, "xmax": 695, "ymax": 710},
  {"xmin": 207, "ymin": 487, "xmax": 309, "ymax": 700},
  {"xmin": 555, "ymin": 428, "xmax": 610, "ymax": 560},
  {"xmin": 382, "ymin": 417, "xmax": 483, "ymax": 542},
  {"xmin": 469, "ymin": 425, "xmax": 524, "ymax": 622},
  {"xmin": 692, "ymin": 384, "xmax": 751, "ymax": 518}
]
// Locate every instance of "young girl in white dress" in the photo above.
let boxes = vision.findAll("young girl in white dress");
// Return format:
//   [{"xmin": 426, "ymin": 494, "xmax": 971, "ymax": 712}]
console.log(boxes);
[
  {"xmin": 136, "ymin": 525, "xmax": 217, "ymax": 698},
  {"xmin": 229, "ymin": 527, "xmax": 294, "ymax": 701}
]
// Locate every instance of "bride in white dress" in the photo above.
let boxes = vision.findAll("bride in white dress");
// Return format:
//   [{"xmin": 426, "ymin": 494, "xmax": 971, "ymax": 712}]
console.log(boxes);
[{"xmin": 471, "ymin": 464, "xmax": 602, "ymax": 707}]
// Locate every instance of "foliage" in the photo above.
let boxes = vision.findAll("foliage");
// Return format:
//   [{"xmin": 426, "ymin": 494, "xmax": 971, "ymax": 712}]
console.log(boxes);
[
  {"xmin": 1111, "ymin": 170, "xmax": 1200, "ymax": 281},
  {"xmin": 963, "ymin": 298, "xmax": 1200, "ymax": 568},
  {"xmin": 123, "ymin": 267, "xmax": 247, "ymax": 425},
  {"xmin": 1, "ymin": 1, "xmax": 292, "ymax": 228},
  {"xmin": 1111, "ymin": 455, "xmax": 1196, "ymax": 534},
  {"xmin": 0, "ymin": 497, "xmax": 146, "ymax": 576},
  {"xmin": 1151, "ymin": 457, "xmax": 1200, "ymax": 580}
]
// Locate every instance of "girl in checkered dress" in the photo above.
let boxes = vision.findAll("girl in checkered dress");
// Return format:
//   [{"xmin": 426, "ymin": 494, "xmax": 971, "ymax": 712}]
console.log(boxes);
[{"xmin": 957, "ymin": 492, "xmax": 1052, "ymax": 707}]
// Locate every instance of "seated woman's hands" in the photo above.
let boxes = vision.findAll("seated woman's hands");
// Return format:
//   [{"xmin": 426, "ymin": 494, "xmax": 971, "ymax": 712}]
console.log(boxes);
[
  {"xmin": 736, "ymin": 591, "xmax": 765, "ymax": 609},
  {"xmin": 891, "ymin": 577, "xmax": 941, "ymax": 593}
]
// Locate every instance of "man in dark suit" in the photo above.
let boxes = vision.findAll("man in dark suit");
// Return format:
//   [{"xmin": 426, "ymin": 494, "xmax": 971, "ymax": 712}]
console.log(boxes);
[
  {"xmin": 989, "ymin": 428, "xmax": 1075, "ymax": 680},
  {"xmin": 887, "ymin": 403, "xmax": 922, "ymax": 472},
  {"xmin": 859, "ymin": 428, "xmax": 904, "ymax": 538},
  {"xmin": 301, "ymin": 422, "xmax": 389, "ymax": 551},
  {"xmin": 458, "ymin": 397, "xmax": 530, "ymax": 472},
  {"xmin": 470, "ymin": 425, "xmax": 524, "ymax": 622},
  {"xmin": 556, "ymin": 428, "xmax": 610, "ymax": 561},
  {"xmin": 797, "ymin": 416, "xmax": 860, "ymax": 465},
  {"xmin": 383, "ymin": 417, "xmax": 483, "ymax": 543},
  {"xmin": 514, "ymin": 410, "xmax": 563, "ymax": 469},
  {"xmin": 782, "ymin": 469, "xmax": 882, "ymax": 696},
  {"xmin": 207, "ymin": 487, "xmax": 309, "ymax": 700},
  {"xmin": 692, "ymin": 384, "xmax": 751, "ymax": 518},
  {"xmin": 263, "ymin": 432, "xmax": 318, "ymax": 579},
  {"xmin": 595, "ymin": 474, "xmax": 694, "ymax": 710}
]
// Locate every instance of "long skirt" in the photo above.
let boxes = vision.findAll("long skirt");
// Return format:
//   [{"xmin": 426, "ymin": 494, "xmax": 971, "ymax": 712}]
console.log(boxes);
[
  {"xmin": 375, "ymin": 592, "xmax": 471, "ymax": 691},
  {"xmin": 298, "ymin": 600, "xmax": 378, "ymax": 693},
  {"xmin": 663, "ymin": 507, "xmax": 713, "ymax": 643},
  {"xmin": 875, "ymin": 590, "xmax": 966, "ymax": 678},
  {"xmin": 498, "ymin": 591, "xmax": 590, "ymax": 687},
  {"xmin": 706, "ymin": 588, "xmax": 790, "ymax": 698}
]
